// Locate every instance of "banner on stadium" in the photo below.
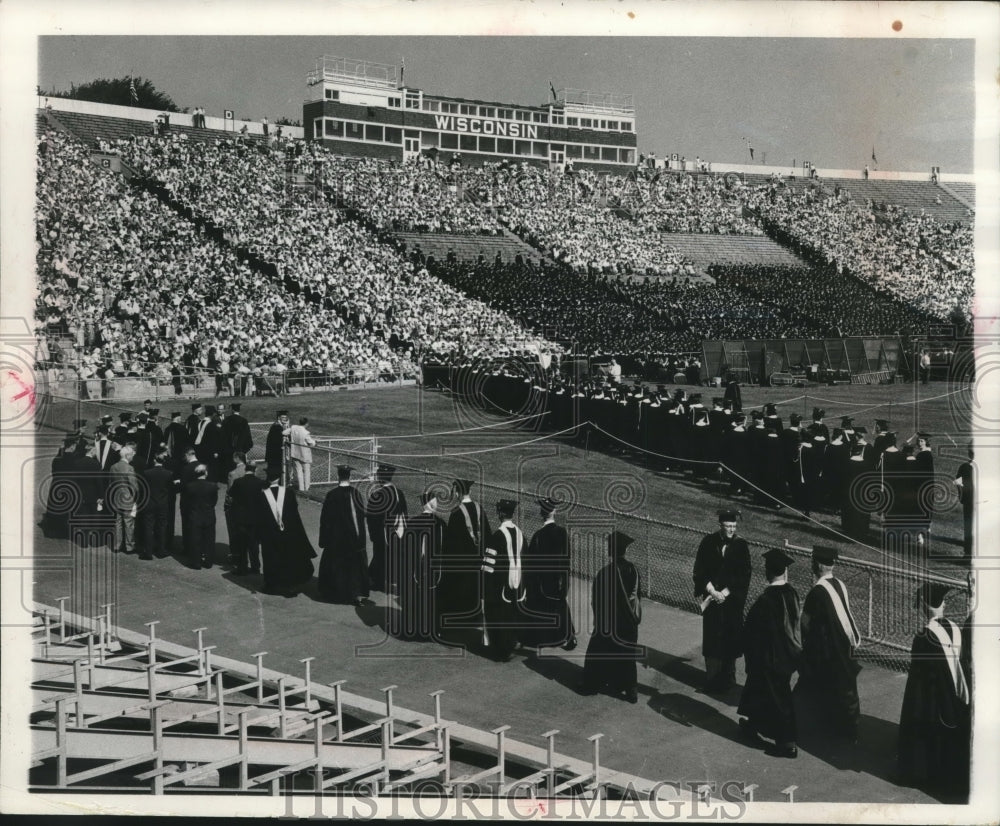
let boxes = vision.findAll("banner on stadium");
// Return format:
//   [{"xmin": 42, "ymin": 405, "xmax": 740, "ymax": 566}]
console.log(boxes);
[{"xmin": 433, "ymin": 115, "xmax": 538, "ymax": 140}]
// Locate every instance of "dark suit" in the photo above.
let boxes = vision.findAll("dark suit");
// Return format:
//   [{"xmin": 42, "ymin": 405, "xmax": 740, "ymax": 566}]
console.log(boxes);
[
  {"xmin": 227, "ymin": 472, "xmax": 265, "ymax": 572},
  {"xmin": 140, "ymin": 465, "xmax": 174, "ymax": 557},
  {"xmin": 185, "ymin": 478, "xmax": 218, "ymax": 567}
]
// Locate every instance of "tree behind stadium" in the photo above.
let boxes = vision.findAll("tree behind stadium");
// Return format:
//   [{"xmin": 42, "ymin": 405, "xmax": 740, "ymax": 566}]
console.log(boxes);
[{"xmin": 44, "ymin": 76, "xmax": 181, "ymax": 112}]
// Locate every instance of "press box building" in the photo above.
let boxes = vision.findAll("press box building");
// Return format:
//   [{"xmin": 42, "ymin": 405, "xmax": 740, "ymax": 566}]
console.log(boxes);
[{"xmin": 303, "ymin": 55, "xmax": 637, "ymax": 171}]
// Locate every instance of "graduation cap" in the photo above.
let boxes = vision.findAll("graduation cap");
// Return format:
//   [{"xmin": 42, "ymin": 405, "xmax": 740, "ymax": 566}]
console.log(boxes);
[
  {"xmin": 789, "ymin": 412, "xmax": 802, "ymax": 426},
  {"xmin": 884, "ymin": 431, "xmax": 897, "ymax": 445},
  {"xmin": 136, "ymin": 411, "xmax": 148, "ymax": 420},
  {"xmin": 453, "ymin": 478, "xmax": 475, "ymax": 496},
  {"xmin": 376, "ymin": 463, "xmax": 397, "ymax": 481},
  {"xmin": 763, "ymin": 547, "xmax": 795, "ymax": 571},
  {"xmin": 171, "ymin": 411, "xmax": 183, "ymax": 419},
  {"xmin": 266, "ymin": 468, "xmax": 283, "ymax": 485},
  {"xmin": 336, "ymin": 464, "xmax": 353, "ymax": 481},
  {"xmin": 718, "ymin": 508, "xmax": 741, "ymax": 523},
  {"xmin": 764, "ymin": 402, "xmax": 778, "ymax": 416},
  {"xmin": 765, "ymin": 417, "xmax": 780, "ymax": 432},
  {"xmin": 96, "ymin": 425, "xmax": 110, "ymax": 436},
  {"xmin": 902, "ymin": 444, "xmax": 915, "ymax": 457},
  {"xmin": 854, "ymin": 426, "xmax": 868, "ymax": 436},
  {"xmin": 712, "ymin": 397, "xmax": 724, "ymax": 408},
  {"xmin": 875, "ymin": 418, "xmax": 890, "ymax": 430},
  {"xmin": 100, "ymin": 414, "xmax": 113, "ymax": 424},
  {"xmin": 191, "ymin": 403, "xmax": 202, "ymax": 412},
  {"xmin": 608, "ymin": 530, "xmax": 635, "ymax": 555},
  {"xmin": 732, "ymin": 414, "xmax": 747, "ymax": 426},
  {"xmin": 812, "ymin": 407, "xmax": 825, "ymax": 420},
  {"xmin": 831, "ymin": 427, "xmax": 845, "ymax": 440},
  {"xmin": 688, "ymin": 393, "xmax": 703, "ymax": 405},
  {"xmin": 496, "ymin": 498, "xmax": 518, "ymax": 516},
  {"xmin": 538, "ymin": 496, "xmax": 560, "ymax": 515},
  {"xmin": 840, "ymin": 416, "xmax": 854, "ymax": 428},
  {"xmin": 277, "ymin": 409, "xmax": 289, "ymax": 417},
  {"xmin": 119, "ymin": 412, "xmax": 132, "ymax": 422},
  {"xmin": 916, "ymin": 582, "xmax": 950, "ymax": 609},
  {"xmin": 917, "ymin": 431, "xmax": 932, "ymax": 442},
  {"xmin": 231, "ymin": 403, "xmax": 242, "ymax": 412},
  {"xmin": 750, "ymin": 410, "xmax": 763, "ymax": 421},
  {"xmin": 812, "ymin": 544, "xmax": 838, "ymax": 565},
  {"xmin": 204, "ymin": 405, "xmax": 216, "ymax": 416},
  {"xmin": 656, "ymin": 384, "xmax": 668, "ymax": 392},
  {"xmin": 63, "ymin": 435, "xmax": 79, "ymax": 448},
  {"xmin": 673, "ymin": 389, "xmax": 686, "ymax": 399}
]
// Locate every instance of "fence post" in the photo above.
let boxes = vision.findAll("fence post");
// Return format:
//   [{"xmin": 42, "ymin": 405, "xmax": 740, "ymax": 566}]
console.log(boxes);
[{"xmin": 867, "ymin": 570, "xmax": 874, "ymax": 639}]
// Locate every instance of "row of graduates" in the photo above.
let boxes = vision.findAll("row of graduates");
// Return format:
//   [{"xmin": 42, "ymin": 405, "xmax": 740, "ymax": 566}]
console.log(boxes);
[
  {"xmin": 450, "ymin": 368, "xmax": 940, "ymax": 544},
  {"xmin": 693, "ymin": 510, "xmax": 970, "ymax": 798},
  {"xmin": 315, "ymin": 467, "xmax": 579, "ymax": 657},
  {"xmin": 57, "ymin": 400, "xmax": 255, "ymax": 483}
]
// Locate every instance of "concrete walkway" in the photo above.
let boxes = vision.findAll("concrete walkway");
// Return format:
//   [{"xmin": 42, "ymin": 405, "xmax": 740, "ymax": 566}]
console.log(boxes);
[{"xmin": 31, "ymin": 490, "xmax": 936, "ymax": 804}]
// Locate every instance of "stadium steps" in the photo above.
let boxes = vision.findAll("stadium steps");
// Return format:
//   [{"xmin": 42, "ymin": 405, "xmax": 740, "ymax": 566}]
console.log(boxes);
[
  {"xmin": 394, "ymin": 231, "xmax": 545, "ymax": 267},
  {"xmin": 656, "ymin": 232, "xmax": 807, "ymax": 270},
  {"xmin": 936, "ymin": 180, "xmax": 974, "ymax": 212},
  {"xmin": 28, "ymin": 599, "xmax": 675, "ymax": 800},
  {"xmin": 43, "ymin": 109, "xmax": 266, "ymax": 148}
]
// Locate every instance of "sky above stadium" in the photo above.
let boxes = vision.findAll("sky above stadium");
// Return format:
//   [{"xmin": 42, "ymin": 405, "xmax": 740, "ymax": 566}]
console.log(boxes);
[{"xmin": 37, "ymin": 31, "xmax": 976, "ymax": 173}]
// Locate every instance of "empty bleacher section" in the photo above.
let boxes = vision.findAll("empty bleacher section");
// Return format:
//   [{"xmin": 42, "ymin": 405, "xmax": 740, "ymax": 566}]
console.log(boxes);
[
  {"xmin": 656, "ymin": 232, "xmax": 805, "ymax": 273},
  {"xmin": 30, "ymin": 599, "xmax": 665, "ymax": 800},
  {"xmin": 394, "ymin": 231, "xmax": 545, "ymax": 267}
]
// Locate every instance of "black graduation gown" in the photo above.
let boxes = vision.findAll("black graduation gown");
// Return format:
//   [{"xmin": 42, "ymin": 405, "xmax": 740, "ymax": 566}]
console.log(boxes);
[
  {"xmin": 481, "ymin": 523, "xmax": 527, "ymax": 659},
  {"xmin": 254, "ymin": 485, "xmax": 316, "ymax": 593},
  {"xmin": 265, "ymin": 423, "xmax": 286, "ymax": 473},
  {"xmin": 823, "ymin": 440, "xmax": 850, "ymax": 507},
  {"xmin": 692, "ymin": 533, "xmax": 751, "ymax": 661},
  {"xmin": 721, "ymin": 427, "xmax": 750, "ymax": 492},
  {"xmin": 317, "ymin": 485, "xmax": 369, "ymax": 603},
  {"xmin": 841, "ymin": 455, "xmax": 872, "ymax": 539},
  {"xmin": 897, "ymin": 618, "xmax": 970, "ymax": 797},
  {"xmin": 523, "ymin": 521, "xmax": 574, "ymax": 648},
  {"xmin": 365, "ymin": 483, "xmax": 408, "ymax": 591},
  {"xmin": 393, "ymin": 511, "xmax": 444, "ymax": 641},
  {"xmin": 738, "ymin": 582, "xmax": 801, "ymax": 744},
  {"xmin": 797, "ymin": 577, "xmax": 861, "ymax": 732},
  {"xmin": 440, "ymin": 501, "xmax": 491, "ymax": 631},
  {"xmin": 43, "ymin": 451, "xmax": 74, "ymax": 538},
  {"xmin": 582, "ymin": 557, "xmax": 642, "ymax": 694}
]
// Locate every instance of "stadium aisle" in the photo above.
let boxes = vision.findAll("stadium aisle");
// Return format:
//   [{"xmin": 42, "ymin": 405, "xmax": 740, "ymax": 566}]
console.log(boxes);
[{"xmin": 31, "ymin": 489, "xmax": 936, "ymax": 804}]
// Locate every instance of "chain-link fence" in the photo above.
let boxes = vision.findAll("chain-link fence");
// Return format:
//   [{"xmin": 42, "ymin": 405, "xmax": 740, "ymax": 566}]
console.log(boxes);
[{"xmin": 38, "ymin": 365, "xmax": 416, "ymax": 403}]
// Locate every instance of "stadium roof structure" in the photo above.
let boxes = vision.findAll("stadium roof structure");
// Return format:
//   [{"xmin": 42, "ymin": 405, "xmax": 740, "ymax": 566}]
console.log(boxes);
[{"xmin": 306, "ymin": 55, "xmax": 399, "ymax": 91}]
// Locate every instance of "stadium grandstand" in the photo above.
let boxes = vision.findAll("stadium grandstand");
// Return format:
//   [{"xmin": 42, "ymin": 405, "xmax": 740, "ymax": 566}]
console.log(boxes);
[{"xmin": 24, "ymin": 48, "xmax": 981, "ymax": 813}]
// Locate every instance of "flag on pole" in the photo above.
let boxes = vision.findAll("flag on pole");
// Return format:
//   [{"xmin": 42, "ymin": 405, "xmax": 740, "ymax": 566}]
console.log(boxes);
[
  {"xmin": 872, "ymin": 146, "xmax": 877, "ymax": 164},
  {"xmin": 129, "ymin": 75, "xmax": 138, "ymax": 104},
  {"xmin": 400, "ymin": 56, "xmax": 405, "ymax": 89},
  {"xmin": 549, "ymin": 81, "xmax": 558, "ymax": 102}
]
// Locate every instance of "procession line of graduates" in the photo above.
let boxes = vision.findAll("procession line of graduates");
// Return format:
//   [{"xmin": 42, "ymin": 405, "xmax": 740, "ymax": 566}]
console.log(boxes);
[
  {"xmin": 447, "ymin": 365, "xmax": 959, "ymax": 557},
  {"xmin": 693, "ymin": 509, "xmax": 970, "ymax": 798},
  {"xmin": 316, "ymin": 468, "xmax": 579, "ymax": 658}
]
